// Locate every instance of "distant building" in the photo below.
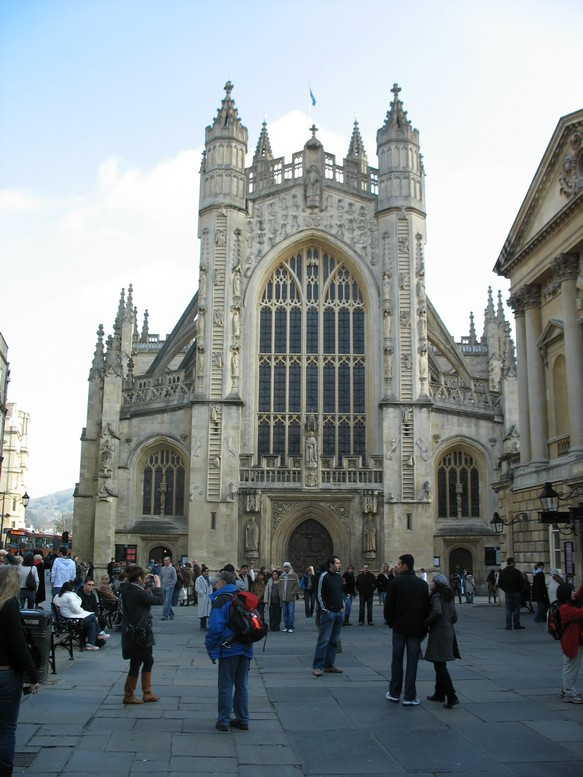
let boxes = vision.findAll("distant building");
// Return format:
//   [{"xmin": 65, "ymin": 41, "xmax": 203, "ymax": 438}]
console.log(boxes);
[
  {"xmin": 74, "ymin": 83, "xmax": 517, "ymax": 578},
  {"xmin": 0, "ymin": 332, "xmax": 7, "ymax": 465},
  {"xmin": 0, "ymin": 403, "xmax": 30, "ymax": 533},
  {"xmin": 494, "ymin": 108, "xmax": 583, "ymax": 580}
]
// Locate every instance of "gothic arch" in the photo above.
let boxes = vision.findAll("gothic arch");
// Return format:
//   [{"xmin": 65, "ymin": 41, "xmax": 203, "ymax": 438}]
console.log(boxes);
[
  {"xmin": 128, "ymin": 436, "xmax": 190, "ymax": 520},
  {"xmin": 433, "ymin": 437, "xmax": 491, "ymax": 521},
  {"xmin": 270, "ymin": 502, "xmax": 349, "ymax": 569}
]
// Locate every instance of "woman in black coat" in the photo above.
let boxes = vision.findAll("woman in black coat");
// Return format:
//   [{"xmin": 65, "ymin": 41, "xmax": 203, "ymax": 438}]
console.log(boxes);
[
  {"xmin": 120, "ymin": 566, "xmax": 164, "ymax": 704},
  {"xmin": 0, "ymin": 566, "xmax": 41, "ymax": 776},
  {"xmin": 423, "ymin": 572, "xmax": 459, "ymax": 709}
]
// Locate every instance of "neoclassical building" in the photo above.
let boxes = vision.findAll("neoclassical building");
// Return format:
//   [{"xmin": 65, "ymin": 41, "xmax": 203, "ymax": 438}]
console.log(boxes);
[
  {"xmin": 74, "ymin": 83, "xmax": 517, "ymax": 578},
  {"xmin": 494, "ymin": 108, "xmax": 583, "ymax": 579}
]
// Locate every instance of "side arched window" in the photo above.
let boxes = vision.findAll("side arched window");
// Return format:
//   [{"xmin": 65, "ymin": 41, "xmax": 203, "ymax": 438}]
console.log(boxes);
[
  {"xmin": 437, "ymin": 449, "xmax": 480, "ymax": 518},
  {"xmin": 142, "ymin": 448, "xmax": 186, "ymax": 517}
]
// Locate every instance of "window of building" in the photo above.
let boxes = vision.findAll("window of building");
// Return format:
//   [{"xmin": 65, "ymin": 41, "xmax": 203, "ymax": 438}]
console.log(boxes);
[
  {"xmin": 142, "ymin": 447, "xmax": 186, "ymax": 516},
  {"xmin": 437, "ymin": 449, "xmax": 481, "ymax": 518},
  {"xmin": 258, "ymin": 246, "xmax": 366, "ymax": 463}
]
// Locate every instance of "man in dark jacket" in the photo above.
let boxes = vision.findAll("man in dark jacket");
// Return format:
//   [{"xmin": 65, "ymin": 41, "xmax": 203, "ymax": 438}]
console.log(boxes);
[
  {"xmin": 531, "ymin": 562, "xmax": 548, "ymax": 623},
  {"xmin": 384, "ymin": 553, "xmax": 429, "ymax": 705},
  {"xmin": 312, "ymin": 556, "xmax": 344, "ymax": 676},
  {"xmin": 356, "ymin": 564, "xmax": 377, "ymax": 625},
  {"xmin": 498, "ymin": 557, "xmax": 526, "ymax": 630}
]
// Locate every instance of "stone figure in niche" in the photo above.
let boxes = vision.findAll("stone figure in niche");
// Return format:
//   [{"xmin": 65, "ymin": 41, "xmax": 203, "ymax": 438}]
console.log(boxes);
[
  {"xmin": 305, "ymin": 165, "xmax": 321, "ymax": 207},
  {"xmin": 233, "ymin": 268, "xmax": 242, "ymax": 298},
  {"xmin": 99, "ymin": 438, "xmax": 114, "ymax": 478},
  {"xmin": 245, "ymin": 517, "xmax": 259, "ymax": 552},
  {"xmin": 199, "ymin": 269, "xmax": 207, "ymax": 299},
  {"xmin": 246, "ymin": 491, "xmax": 261, "ymax": 513},
  {"xmin": 402, "ymin": 353, "xmax": 412, "ymax": 370},
  {"xmin": 196, "ymin": 348, "xmax": 205, "ymax": 378},
  {"xmin": 401, "ymin": 407, "xmax": 413, "ymax": 424},
  {"xmin": 383, "ymin": 307, "xmax": 392, "ymax": 339},
  {"xmin": 488, "ymin": 354, "xmax": 502, "ymax": 392},
  {"xmin": 232, "ymin": 308, "xmax": 240, "ymax": 338},
  {"xmin": 216, "ymin": 229, "xmax": 227, "ymax": 246},
  {"xmin": 211, "ymin": 405, "xmax": 221, "ymax": 424},
  {"xmin": 306, "ymin": 413, "xmax": 317, "ymax": 433},
  {"xmin": 228, "ymin": 482, "xmax": 238, "ymax": 502},
  {"xmin": 422, "ymin": 480, "xmax": 432, "ymax": 502},
  {"xmin": 363, "ymin": 516, "xmax": 376, "ymax": 553},
  {"xmin": 384, "ymin": 347, "xmax": 393, "ymax": 378},
  {"xmin": 305, "ymin": 431, "xmax": 318, "ymax": 467},
  {"xmin": 196, "ymin": 308, "xmax": 205, "ymax": 339},
  {"xmin": 212, "ymin": 352, "xmax": 223, "ymax": 369},
  {"xmin": 213, "ymin": 309, "xmax": 224, "ymax": 327},
  {"xmin": 385, "ymin": 437, "xmax": 398, "ymax": 460},
  {"xmin": 383, "ymin": 271, "xmax": 392, "ymax": 300},
  {"xmin": 231, "ymin": 349, "xmax": 240, "ymax": 380}
]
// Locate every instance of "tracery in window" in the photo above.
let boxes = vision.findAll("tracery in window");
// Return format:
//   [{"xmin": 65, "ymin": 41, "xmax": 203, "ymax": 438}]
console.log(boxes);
[
  {"xmin": 258, "ymin": 246, "xmax": 366, "ymax": 464},
  {"xmin": 142, "ymin": 447, "xmax": 186, "ymax": 517},
  {"xmin": 437, "ymin": 449, "xmax": 480, "ymax": 518}
]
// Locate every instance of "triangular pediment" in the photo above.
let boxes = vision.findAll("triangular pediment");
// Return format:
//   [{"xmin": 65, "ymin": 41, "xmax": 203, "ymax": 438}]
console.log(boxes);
[
  {"xmin": 538, "ymin": 318, "xmax": 564, "ymax": 349},
  {"xmin": 495, "ymin": 109, "xmax": 583, "ymax": 277}
]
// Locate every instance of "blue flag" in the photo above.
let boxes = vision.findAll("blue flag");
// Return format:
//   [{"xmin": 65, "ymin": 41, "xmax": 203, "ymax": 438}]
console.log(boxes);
[{"xmin": 309, "ymin": 84, "xmax": 316, "ymax": 106}]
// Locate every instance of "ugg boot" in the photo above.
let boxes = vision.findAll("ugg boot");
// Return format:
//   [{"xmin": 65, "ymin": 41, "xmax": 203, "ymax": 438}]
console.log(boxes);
[
  {"xmin": 141, "ymin": 672, "xmax": 160, "ymax": 702},
  {"xmin": 123, "ymin": 674, "xmax": 144, "ymax": 704}
]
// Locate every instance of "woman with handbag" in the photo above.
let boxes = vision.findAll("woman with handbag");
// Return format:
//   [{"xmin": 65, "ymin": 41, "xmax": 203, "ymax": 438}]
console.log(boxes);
[
  {"xmin": 0, "ymin": 565, "xmax": 41, "ymax": 777},
  {"xmin": 17, "ymin": 553, "xmax": 38, "ymax": 610},
  {"xmin": 423, "ymin": 572, "xmax": 460, "ymax": 709},
  {"xmin": 120, "ymin": 566, "xmax": 164, "ymax": 705}
]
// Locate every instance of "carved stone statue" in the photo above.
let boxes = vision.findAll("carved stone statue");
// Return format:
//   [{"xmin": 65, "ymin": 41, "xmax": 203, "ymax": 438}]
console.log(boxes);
[
  {"xmin": 305, "ymin": 431, "xmax": 318, "ymax": 467},
  {"xmin": 305, "ymin": 165, "xmax": 321, "ymax": 208},
  {"xmin": 246, "ymin": 490, "xmax": 261, "ymax": 513},
  {"xmin": 233, "ymin": 268, "xmax": 241, "ymax": 298},
  {"xmin": 363, "ymin": 516, "xmax": 377, "ymax": 553},
  {"xmin": 232, "ymin": 308, "xmax": 240, "ymax": 338},
  {"xmin": 245, "ymin": 516, "xmax": 259, "ymax": 552}
]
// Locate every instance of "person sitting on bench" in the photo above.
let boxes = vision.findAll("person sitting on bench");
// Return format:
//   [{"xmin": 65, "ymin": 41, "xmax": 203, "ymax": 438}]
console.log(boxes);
[{"xmin": 53, "ymin": 581, "xmax": 110, "ymax": 651}]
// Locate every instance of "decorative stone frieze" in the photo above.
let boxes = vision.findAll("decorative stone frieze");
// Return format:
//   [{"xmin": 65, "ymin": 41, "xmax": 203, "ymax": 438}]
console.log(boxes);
[{"xmin": 559, "ymin": 129, "xmax": 583, "ymax": 198}]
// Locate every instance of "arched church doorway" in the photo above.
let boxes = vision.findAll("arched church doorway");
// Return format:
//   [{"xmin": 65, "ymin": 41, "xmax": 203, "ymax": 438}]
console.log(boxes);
[
  {"xmin": 288, "ymin": 519, "xmax": 333, "ymax": 573},
  {"xmin": 448, "ymin": 547, "xmax": 473, "ymax": 576},
  {"xmin": 149, "ymin": 545, "xmax": 172, "ymax": 564}
]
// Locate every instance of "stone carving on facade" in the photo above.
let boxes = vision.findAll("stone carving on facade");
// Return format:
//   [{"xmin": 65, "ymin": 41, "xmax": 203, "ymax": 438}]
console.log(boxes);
[
  {"xmin": 385, "ymin": 437, "xmax": 398, "ymax": 460},
  {"xmin": 327, "ymin": 502, "xmax": 351, "ymax": 532},
  {"xmin": 212, "ymin": 352, "xmax": 223, "ymax": 370},
  {"xmin": 382, "ymin": 271, "xmax": 392, "ymax": 301},
  {"xmin": 199, "ymin": 269, "xmax": 207, "ymax": 301},
  {"xmin": 559, "ymin": 130, "xmax": 583, "ymax": 198},
  {"xmin": 272, "ymin": 501, "xmax": 292, "ymax": 530},
  {"xmin": 192, "ymin": 434, "xmax": 205, "ymax": 456},
  {"xmin": 422, "ymin": 480, "xmax": 432, "ymax": 502},
  {"xmin": 210, "ymin": 404, "xmax": 221, "ymax": 424},
  {"xmin": 415, "ymin": 438, "xmax": 430, "ymax": 461},
  {"xmin": 200, "ymin": 228, "xmax": 210, "ymax": 270},
  {"xmin": 99, "ymin": 437, "xmax": 115, "ymax": 478},
  {"xmin": 232, "ymin": 307, "xmax": 240, "ymax": 339},
  {"xmin": 232, "ymin": 267, "xmax": 242, "ymax": 299},
  {"xmin": 383, "ymin": 307, "xmax": 392, "ymax": 340},
  {"xmin": 196, "ymin": 347, "xmax": 205, "ymax": 378},
  {"xmin": 401, "ymin": 352, "xmax": 412, "ymax": 370},
  {"xmin": 244, "ymin": 516, "xmax": 259, "ymax": 555},
  {"xmin": 305, "ymin": 165, "xmax": 322, "ymax": 209},
  {"xmin": 232, "ymin": 228, "xmax": 242, "ymax": 269},
  {"xmin": 552, "ymin": 253, "xmax": 580, "ymax": 282},
  {"xmin": 488, "ymin": 354, "xmax": 502, "ymax": 392},
  {"xmin": 246, "ymin": 490, "xmax": 262, "ymax": 513},
  {"xmin": 231, "ymin": 348, "xmax": 240, "ymax": 389},
  {"xmin": 503, "ymin": 425, "xmax": 520, "ymax": 453},
  {"xmin": 418, "ymin": 345, "xmax": 428, "ymax": 392},
  {"xmin": 305, "ymin": 432, "xmax": 318, "ymax": 468},
  {"xmin": 362, "ymin": 492, "xmax": 378, "ymax": 514},
  {"xmin": 196, "ymin": 308, "xmax": 205, "ymax": 339},
  {"xmin": 213, "ymin": 309, "xmax": 224, "ymax": 327},
  {"xmin": 384, "ymin": 346, "xmax": 393, "ymax": 379},
  {"xmin": 97, "ymin": 483, "xmax": 115, "ymax": 502},
  {"xmin": 225, "ymin": 436, "xmax": 237, "ymax": 457},
  {"xmin": 363, "ymin": 515, "xmax": 377, "ymax": 555},
  {"xmin": 228, "ymin": 482, "xmax": 238, "ymax": 502},
  {"xmin": 215, "ymin": 228, "xmax": 227, "ymax": 247}
]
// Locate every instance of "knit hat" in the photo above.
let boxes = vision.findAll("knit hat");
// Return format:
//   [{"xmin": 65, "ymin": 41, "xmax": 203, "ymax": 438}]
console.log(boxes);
[
  {"xmin": 550, "ymin": 569, "xmax": 561, "ymax": 576},
  {"xmin": 432, "ymin": 572, "xmax": 449, "ymax": 587},
  {"xmin": 283, "ymin": 561, "xmax": 291, "ymax": 568}
]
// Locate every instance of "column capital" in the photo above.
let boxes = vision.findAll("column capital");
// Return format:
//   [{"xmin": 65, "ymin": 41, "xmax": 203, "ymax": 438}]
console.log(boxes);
[
  {"xmin": 508, "ymin": 284, "xmax": 541, "ymax": 315},
  {"xmin": 552, "ymin": 252, "xmax": 580, "ymax": 283}
]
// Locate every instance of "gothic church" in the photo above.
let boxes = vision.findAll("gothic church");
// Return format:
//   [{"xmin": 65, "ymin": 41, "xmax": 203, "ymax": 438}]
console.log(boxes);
[{"xmin": 73, "ymin": 83, "xmax": 517, "ymax": 579}]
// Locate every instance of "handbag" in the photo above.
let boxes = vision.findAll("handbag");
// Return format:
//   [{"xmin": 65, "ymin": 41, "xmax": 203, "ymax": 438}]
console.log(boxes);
[
  {"xmin": 125, "ymin": 621, "xmax": 152, "ymax": 647},
  {"xmin": 26, "ymin": 569, "xmax": 36, "ymax": 591}
]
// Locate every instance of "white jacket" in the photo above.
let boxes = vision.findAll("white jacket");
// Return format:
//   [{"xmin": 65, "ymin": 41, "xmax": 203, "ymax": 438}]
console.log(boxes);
[{"xmin": 54, "ymin": 591, "xmax": 93, "ymax": 619}]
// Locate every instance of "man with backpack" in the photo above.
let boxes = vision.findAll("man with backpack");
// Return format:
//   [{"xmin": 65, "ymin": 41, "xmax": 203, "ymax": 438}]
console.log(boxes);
[{"xmin": 205, "ymin": 570, "xmax": 253, "ymax": 731}]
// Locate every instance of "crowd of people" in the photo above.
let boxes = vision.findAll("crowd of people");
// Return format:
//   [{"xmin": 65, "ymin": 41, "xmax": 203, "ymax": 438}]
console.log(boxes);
[{"xmin": 0, "ymin": 545, "xmax": 582, "ymax": 771}]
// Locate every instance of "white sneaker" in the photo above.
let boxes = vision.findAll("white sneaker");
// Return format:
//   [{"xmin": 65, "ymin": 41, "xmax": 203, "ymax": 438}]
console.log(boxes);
[
  {"xmin": 563, "ymin": 693, "xmax": 583, "ymax": 704},
  {"xmin": 287, "ymin": 628, "xmax": 294, "ymax": 633},
  {"xmin": 386, "ymin": 692, "xmax": 400, "ymax": 702},
  {"xmin": 85, "ymin": 645, "xmax": 99, "ymax": 651},
  {"xmin": 281, "ymin": 628, "xmax": 288, "ymax": 632},
  {"xmin": 98, "ymin": 633, "xmax": 111, "ymax": 639},
  {"xmin": 402, "ymin": 698, "xmax": 421, "ymax": 705}
]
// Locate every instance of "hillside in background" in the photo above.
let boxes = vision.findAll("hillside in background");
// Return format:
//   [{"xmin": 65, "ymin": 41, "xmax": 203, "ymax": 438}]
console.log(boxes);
[{"xmin": 26, "ymin": 489, "xmax": 74, "ymax": 530}]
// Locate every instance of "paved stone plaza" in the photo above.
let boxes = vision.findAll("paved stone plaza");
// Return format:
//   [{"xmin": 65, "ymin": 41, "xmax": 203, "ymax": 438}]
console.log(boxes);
[{"xmin": 15, "ymin": 597, "xmax": 583, "ymax": 776}]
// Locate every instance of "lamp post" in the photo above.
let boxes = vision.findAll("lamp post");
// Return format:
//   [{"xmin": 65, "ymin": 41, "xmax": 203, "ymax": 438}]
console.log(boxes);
[
  {"xmin": 538, "ymin": 482, "xmax": 583, "ymax": 536},
  {"xmin": 490, "ymin": 511, "xmax": 529, "ymax": 534}
]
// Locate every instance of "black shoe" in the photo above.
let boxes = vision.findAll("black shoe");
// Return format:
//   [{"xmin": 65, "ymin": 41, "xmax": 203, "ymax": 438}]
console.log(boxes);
[
  {"xmin": 514, "ymin": 625, "xmax": 525, "ymax": 630},
  {"xmin": 368, "ymin": 622, "xmax": 374, "ymax": 626},
  {"xmin": 229, "ymin": 719, "xmax": 249, "ymax": 730},
  {"xmin": 443, "ymin": 695, "xmax": 459, "ymax": 709},
  {"xmin": 427, "ymin": 694, "xmax": 445, "ymax": 702},
  {"xmin": 215, "ymin": 721, "xmax": 229, "ymax": 731}
]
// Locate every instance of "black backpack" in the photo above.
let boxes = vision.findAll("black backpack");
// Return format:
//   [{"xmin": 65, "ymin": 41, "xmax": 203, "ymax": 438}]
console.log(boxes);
[
  {"xmin": 220, "ymin": 591, "xmax": 268, "ymax": 648},
  {"xmin": 547, "ymin": 601, "xmax": 562, "ymax": 640}
]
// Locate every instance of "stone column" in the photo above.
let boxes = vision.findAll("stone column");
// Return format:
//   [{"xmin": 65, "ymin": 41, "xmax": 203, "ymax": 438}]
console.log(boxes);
[
  {"xmin": 523, "ymin": 285, "xmax": 548, "ymax": 464},
  {"xmin": 508, "ymin": 292, "xmax": 531, "ymax": 464},
  {"xmin": 553, "ymin": 253, "xmax": 583, "ymax": 454}
]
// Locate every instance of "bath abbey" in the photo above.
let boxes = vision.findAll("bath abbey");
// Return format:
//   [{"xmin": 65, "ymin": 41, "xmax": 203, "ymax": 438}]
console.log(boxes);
[{"xmin": 73, "ymin": 83, "xmax": 518, "ymax": 578}]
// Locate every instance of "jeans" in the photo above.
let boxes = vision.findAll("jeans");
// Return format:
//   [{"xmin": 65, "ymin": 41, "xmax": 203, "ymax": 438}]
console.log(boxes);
[
  {"xmin": 505, "ymin": 591, "xmax": 521, "ymax": 628},
  {"xmin": 313, "ymin": 610, "xmax": 344, "ymax": 670},
  {"xmin": 162, "ymin": 588, "xmax": 175, "ymax": 619},
  {"xmin": 358, "ymin": 593, "xmax": 374, "ymax": 624},
  {"xmin": 217, "ymin": 655, "xmax": 249, "ymax": 725},
  {"xmin": 534, "ymin": 600, "xmax": 546, "ymax": 623},
  {"xmin": 304, "ymin": 591, "xmax": 315, "ymax": 617},
  {"xmin": 19, "ymin": 588, "xmax": 36, "ymax": 609},
  {"xmin": 389, "ymin": 631, "xmax": 422, "ymax": 702},
  {"xmin": 81, "ymin": 615, "xmax": 99, "ymax": 646},
  {"xmin": 0, "ymin": 668, "xmax": 22, "ymax": 775},
  {"xmin": 562, "ymin": 646, "xmax": 582, "ymax": 697},
  {"xmin": 282, "ymin": 600, "xmax": 295, "ymax": 630},
  {"xmin": 343, "ymin": 594, "xmax": 353, "ymax": 623}
]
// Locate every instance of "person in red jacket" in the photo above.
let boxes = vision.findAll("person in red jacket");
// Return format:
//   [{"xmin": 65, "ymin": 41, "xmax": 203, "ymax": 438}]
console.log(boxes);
[{"xmin": 557, "ymin": 582, "xmax": 583, "ymax": 704}]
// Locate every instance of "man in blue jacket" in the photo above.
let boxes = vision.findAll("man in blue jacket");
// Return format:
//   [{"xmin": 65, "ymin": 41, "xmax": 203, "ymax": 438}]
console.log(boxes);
[{"xmin": 205, "ymin": 570, "xmax": 253, "ymax": 731}]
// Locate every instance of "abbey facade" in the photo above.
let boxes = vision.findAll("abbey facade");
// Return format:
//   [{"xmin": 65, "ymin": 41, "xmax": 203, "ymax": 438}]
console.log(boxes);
[{"xmin": 73, "ymin": 83, "xmax": 517, "ymax": 580}]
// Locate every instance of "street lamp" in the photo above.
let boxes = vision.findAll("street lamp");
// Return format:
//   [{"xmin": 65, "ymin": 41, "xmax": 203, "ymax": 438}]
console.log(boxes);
[
  {"xmin": 490, "ymin": 511, "xmax": 529, "ymax": 534},
  {"xmin": 538, "ymin": 481, "xmax": 583, "ymax": 535}
]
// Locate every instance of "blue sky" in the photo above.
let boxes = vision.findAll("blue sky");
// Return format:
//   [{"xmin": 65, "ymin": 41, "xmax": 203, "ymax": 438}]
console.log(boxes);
[{"xmin": 1, "ymin": 0, "xmax": 582, "ymax": 498}]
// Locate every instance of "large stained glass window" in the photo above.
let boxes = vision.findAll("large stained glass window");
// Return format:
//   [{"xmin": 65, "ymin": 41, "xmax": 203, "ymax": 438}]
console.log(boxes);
[
  {"xmin": 258, "ymin": 247, "xmax": 366, "ymax": 463},
  {"xmin": 142, "ymin": 447, "xmax": 186, "ymax": 517},
  {"xmin": 437, "ymin": 449, "xmax": 480, "ymax": 518}
]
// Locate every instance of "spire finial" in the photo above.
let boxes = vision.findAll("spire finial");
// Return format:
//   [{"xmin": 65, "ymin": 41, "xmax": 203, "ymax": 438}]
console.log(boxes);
[
  {"xmin": 391, "ymin": 83, "xmax": 402, "ymax": 100},
  {"xmin": 225, "ymin": 80, "xmax": 233, "ymax": 96},
  {"xmin": 310, "ymin": 123, "xmax": 318, "ymax": 139}
]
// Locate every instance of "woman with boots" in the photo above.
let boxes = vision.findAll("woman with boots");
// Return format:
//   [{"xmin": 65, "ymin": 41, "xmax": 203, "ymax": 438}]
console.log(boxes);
[
  {"xmin": 120, "ymin": 566, "xmax": 164, "ymax": 705},
  {"xmin": 423, "ymin": 572, "xmax": 460, "ymax": 709}
]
